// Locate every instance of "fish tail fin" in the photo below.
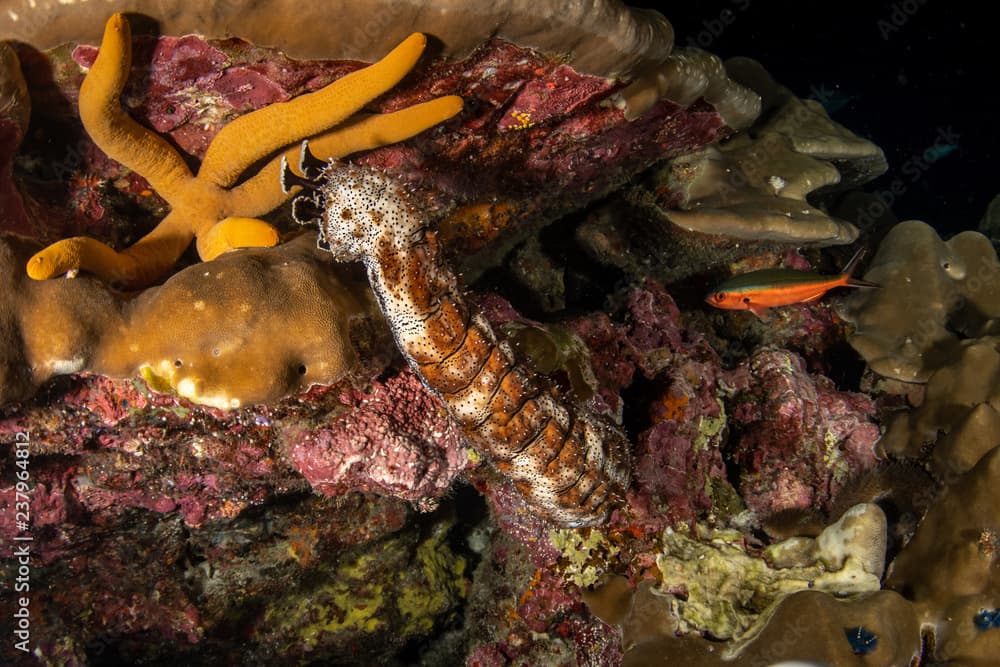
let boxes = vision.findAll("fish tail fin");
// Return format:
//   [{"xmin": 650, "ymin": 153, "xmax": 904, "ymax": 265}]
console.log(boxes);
[
  {"xmin": 841, "ymin": 247, "xmax": 866, "ymax": 276},
  {"xmin": 840, "ymin": 247, "xmax": 880, "ymax": 288},
  {"xmin": 846, "ymin": 276, "xmax": 880, "ymax": 288}
]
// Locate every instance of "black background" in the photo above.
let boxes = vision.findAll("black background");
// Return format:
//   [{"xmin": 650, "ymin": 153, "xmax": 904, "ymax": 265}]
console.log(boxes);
[{"xmin": 628, "ymin": 1, "xmax": 995, "ymax": 236}]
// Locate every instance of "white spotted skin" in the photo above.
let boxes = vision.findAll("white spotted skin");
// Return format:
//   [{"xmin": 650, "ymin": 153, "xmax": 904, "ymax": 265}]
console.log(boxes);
[{"xmin": 310, "ymin": 161, "xmax": 631, "ymax": 526}]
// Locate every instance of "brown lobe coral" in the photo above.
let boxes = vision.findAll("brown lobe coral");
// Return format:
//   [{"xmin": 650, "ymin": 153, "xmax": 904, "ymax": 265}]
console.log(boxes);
[{"xmin": 1, "ymin": 233, "xmax": 368, "ymax": 408}]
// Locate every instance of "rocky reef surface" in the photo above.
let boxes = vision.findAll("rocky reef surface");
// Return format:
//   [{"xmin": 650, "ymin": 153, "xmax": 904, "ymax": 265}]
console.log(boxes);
[{"xmin": 1, "ymin": 2, "xmax": 997, "ymax": 665}]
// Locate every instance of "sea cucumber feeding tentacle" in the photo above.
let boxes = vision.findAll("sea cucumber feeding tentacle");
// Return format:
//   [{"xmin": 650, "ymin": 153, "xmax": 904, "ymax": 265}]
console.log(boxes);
[{"xmin": 283, "ymin": 145, "xmax": 632, "ymax": 526}]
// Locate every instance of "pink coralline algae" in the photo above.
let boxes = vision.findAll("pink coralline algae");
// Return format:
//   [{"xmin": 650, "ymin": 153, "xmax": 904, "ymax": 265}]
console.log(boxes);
[
  {"xmin": 413, "ymin": 39, "xmax": 729, "ymax": 242},
  {"xmin": 632, "ymin": 359, "xmax": 736, "ymax": 528},
  {"xmin": 460, "ymin": 511, "xmax": 623, "ymax": 667},
  {"xmin": 0, "ymin": 367, "xmax": 474, "ymax": 557},
  {"xmin": 0, "ymin": 12, "xmax": 915, "ymax": 665},
  {"xmin": 558, "ymin": 281, "xmax": 744, "ymax": 528},
  {"xmin": 729, "ymin": 347, "xmax": 881, "ymax": 516},
  {"xmin": 10, "ymin": 32, "xmax": 734, "ymax": 269},
  {"xmin": 72, "ymin": 35, "xmax": 359, "ymax": 156},
  {"xmin": 0, "ymin": 374, "xmax": 295, "ymax": 558},
  {"xmin": 285, "ymin": 370, "xmax": 475, "ymax": 505},
  {"xmin": 476, "ymin": 282, "xmax": 745, "ymax": 532},
  {"xmin": 0, "ymin": 360, "xmax": 455, "ymax": 663},
  {"xmin": 565, "ymin": 280, "xmax": 692, "ymax": 416}
]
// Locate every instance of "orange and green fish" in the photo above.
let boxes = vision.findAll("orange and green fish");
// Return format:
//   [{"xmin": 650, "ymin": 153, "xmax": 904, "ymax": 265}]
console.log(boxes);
[{"xmin": 705, "ymin": 248, "xmax": 879, "ymax": 317}]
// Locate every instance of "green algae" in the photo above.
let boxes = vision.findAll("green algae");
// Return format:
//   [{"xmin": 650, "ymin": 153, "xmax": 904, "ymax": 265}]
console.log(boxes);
[
  {"xmin": 268, "ymin": 550, "xmax": 388, "ymax": 647},
  {"xmin": 263, "ymin": 524, "xmax": 469, "ymax": 652},
  {"xmin": 821, "ymin": 427, "xmax": 851, "ymax": 483},
  {"xmin": 549, "ymin": 528, "xmax": 619, "ymax": 587},
  {"xmin": 397, "ymin": 524, "xmax": 468, "ymax": 634},
  {"xmin": 706, "ymin": 477, "xmax": 743, "ymax": 519},
  {"xmin": 693, "ymin": 398, "xmax": 727, "ymax": 453},
  {"xmin": 131, "ymin": 372, "xmax": 191, "ymax": 419},
  {"xmin": 656, "ymin": 511, "xmax": 885, "ymax": 640},
  {"xmin": 502, "ymin": 322, "xmax": 598, "ymax": 401}
]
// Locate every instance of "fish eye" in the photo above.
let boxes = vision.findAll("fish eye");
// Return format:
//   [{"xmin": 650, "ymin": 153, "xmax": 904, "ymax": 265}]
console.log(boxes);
[
  {"xmin": 742, "ymin": 297, "xmax": 751, "ymax": 304},
  {"xmin": 714, "ymin": 292, "xmax": 725, "ymax": 301}
]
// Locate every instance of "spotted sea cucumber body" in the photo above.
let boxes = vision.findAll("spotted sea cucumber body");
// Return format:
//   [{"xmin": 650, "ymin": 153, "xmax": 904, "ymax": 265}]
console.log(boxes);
[{"xmin": 289, "ymin": 157, "xmax": 631, "ymax": 526}]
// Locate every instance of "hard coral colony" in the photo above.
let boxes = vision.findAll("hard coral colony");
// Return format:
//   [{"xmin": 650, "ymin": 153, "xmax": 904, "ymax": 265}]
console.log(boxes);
[{"xmin": 0, "ymin": 2, "xmax": 998, "ymax": 666}]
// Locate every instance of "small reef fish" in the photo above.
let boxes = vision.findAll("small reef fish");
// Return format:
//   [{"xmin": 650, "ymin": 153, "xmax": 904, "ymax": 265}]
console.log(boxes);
[{"xmin": 705, "ymin": 248, "xmax": 879, "ymax": 317}]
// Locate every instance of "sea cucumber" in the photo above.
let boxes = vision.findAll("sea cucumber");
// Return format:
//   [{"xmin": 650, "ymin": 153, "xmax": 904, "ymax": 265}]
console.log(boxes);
[{"xmin": 283, "ymin": 146, "xmax": 631, "ymax": 526}]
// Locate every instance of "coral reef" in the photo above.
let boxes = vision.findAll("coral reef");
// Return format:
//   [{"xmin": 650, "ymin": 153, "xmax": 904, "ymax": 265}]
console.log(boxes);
[
  {"xmin": 838, "ymin": 220, "xmax": 1000, "ymax": 382},
  {"xmin": 0, "ymin": 235, "xmax": 123, "ymax": 404},
  {"xmin": 1, "ymin": 233, "xmax": 368, "ymax": 407},
  {"xmin": 2, "ymin": 3, "xmax": 998, "ymax": 666},
  {"xmin": 885, "ymin": 446, "xmax": 1000, "ymax": 664},
  {"xmin": 286, "ymin": 370, "xmax": 476, "ymax": 505},
  {"xmin": 879, "ymin": 337, "xmax": 1000, "ymax": 476},
  {"xmin": 724, "ymin": 57, "xmax": 888, "ymax": 188},
  {"xmin": 654, "ymin": 505, "xmax": 886, "ymax": 641},
  {"xmin": 258, "ymin": 520, "xmax": 469, "ymax": 661},
  {"xmin": 0, "ymin": 0, "xmax": 762, "ymax": 128},
  {"xmin": 588, "ymin": 541, "xmax": 922, "ymax": 667},
  {"xmin": 26, "ymin": 13, "xmax": 463, "ymax": 287},
  {"xmin": 574, "ymin": 64, "xmax": 887, "ymax": 285},
  {"xmin": 0, "ymin": 359, "xmax": 477, "ymax": 663},
  {"xmin": 729, "ymin": 348, "xmax": 880, "ymax": 517},
  {"xmin": 3, "ymin": 10, "xmax": 758, "ymax": 292},
  {"xmin": 980, "ymin": 193, "xmax": 1000, "ymax": 243}
]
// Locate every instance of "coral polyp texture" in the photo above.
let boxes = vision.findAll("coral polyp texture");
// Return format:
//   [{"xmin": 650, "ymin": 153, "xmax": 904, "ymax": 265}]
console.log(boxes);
[
  {"xmin": 729, "ymin": 348, "xmax": 880, "ymax": 517},
  {"xmin": 654, "ymin": 504, "xmax": 887, "ymax": 641},
  {"xmin": 2, "ymin": 2, "xmax": 997, "ymax": 665},
  {"xmin": 885, "ymin": 447, "xmax": 1000, "ymax": 664},
  {"xmin": 0, "ymin": 233, "xmax": 367, "ymax": 407},
  {"xmin": 285, "ymin": 370, "xmax": 476, "ymax": 504},
  {"xmin": 879, "ymin": 337, "xmax": 1000, "ymax": 476},
  {"xmin": 838, "ymin": 220, "xmax": 1000, "ymax": 382}
]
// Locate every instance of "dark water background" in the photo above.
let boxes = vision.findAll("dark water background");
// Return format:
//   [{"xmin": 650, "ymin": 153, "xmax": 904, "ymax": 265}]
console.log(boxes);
[{"xmin": 633, "ymin": 0, "xmax": 995, "ymax": 237}]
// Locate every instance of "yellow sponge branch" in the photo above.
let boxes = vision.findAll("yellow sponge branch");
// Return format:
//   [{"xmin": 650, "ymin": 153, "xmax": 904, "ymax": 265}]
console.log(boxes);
[
  {"xmin": 198, "ymin": 32, "xmax": 429, "ymax": 189},
  {"xmin": 26, "ymin": 211, "xmax": 196, "ymax": 287},
  {"xmin": 26, "ymin": 14, "xmax": 463, "ymax": 288},
  {"xmin": 78, "ymin": 13, "xmax": 195, "ymax": 201},
  {"xmin": 197, "ymin": 217, "xmax": 281, "ymax": 261},
  {"xmin": 225, "ymin": 96, "xmax": 464, "ymax": 216}
]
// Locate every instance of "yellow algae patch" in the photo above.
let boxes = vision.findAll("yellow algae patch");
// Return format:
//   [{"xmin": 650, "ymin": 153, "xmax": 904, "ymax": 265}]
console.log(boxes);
[
  {"xmin": 396, "ymin": 525, "xmax": 468, "ymax": 635},
  {"xmin": 549, "ymin": 528, "xmax": 619, "ymax": 588},
  {"xmin": 263, "ymin": 525, "xmax": 469, "ymax": 653},
  {"xmin": 692, "ymin": 398, "xmax": 726, "ymax": 453},
  {"xmin": 266, "ymin": 551, "xmax": 387, "ymax": 646}
]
